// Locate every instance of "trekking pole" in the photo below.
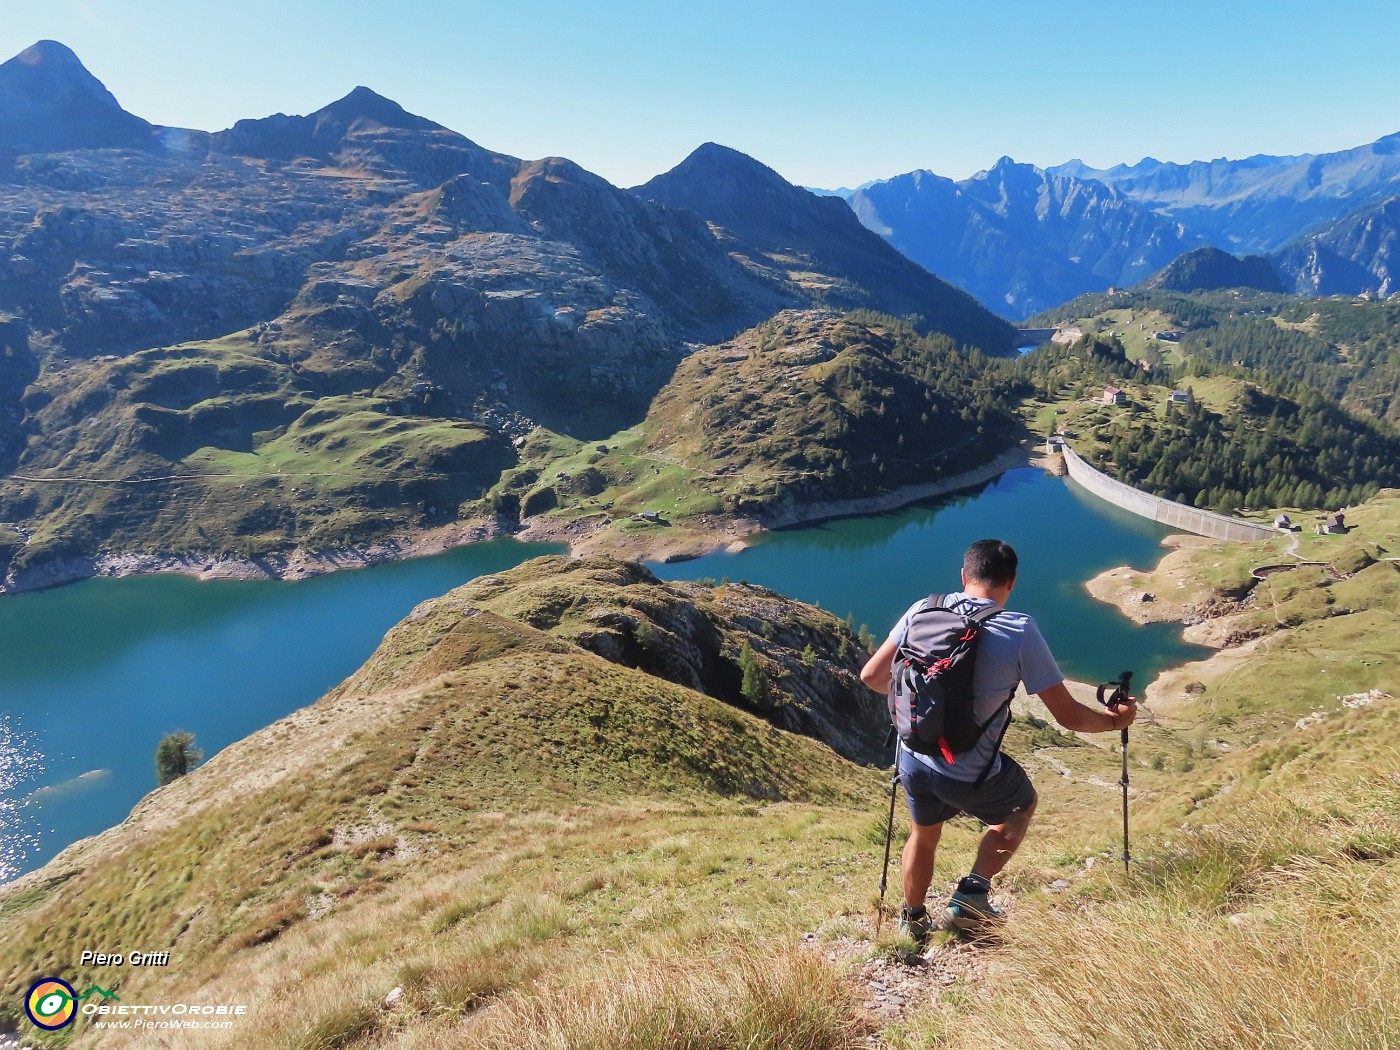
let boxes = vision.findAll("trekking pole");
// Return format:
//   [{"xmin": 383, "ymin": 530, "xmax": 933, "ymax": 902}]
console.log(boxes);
[
  {"xmin": 1096, "ymin": 670, "xmax": 1134, "ymax": 873},
  {"xmin": 875, "ymin": 771, "xmax": 900, "ymax": 937}
]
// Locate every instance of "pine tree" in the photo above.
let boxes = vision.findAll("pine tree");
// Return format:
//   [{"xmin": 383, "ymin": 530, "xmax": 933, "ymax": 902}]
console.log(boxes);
[
  {"xmin": 155, "ymin": 731, "xmax": 203, "ymax": 787},
  {"xmin": 739, "ymin": 641, "xmax": 769, "ymax": 707}
]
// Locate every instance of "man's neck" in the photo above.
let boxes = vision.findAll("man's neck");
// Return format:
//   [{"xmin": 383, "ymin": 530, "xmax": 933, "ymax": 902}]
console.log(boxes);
[{"xmin": 962, "ymin": 580, "xmax": 1013, "ymax": 605}]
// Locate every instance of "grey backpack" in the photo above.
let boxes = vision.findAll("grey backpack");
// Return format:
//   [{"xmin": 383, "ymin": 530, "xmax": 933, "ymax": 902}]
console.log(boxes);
[{"xmin": 887, "ymin": 594, "xmax": 1004, "ymax": 763}]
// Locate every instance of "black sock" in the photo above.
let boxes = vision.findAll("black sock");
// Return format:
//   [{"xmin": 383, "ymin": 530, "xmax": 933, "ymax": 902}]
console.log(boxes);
[
  {"xmin": 904, "ymin": 903, "xmax": 927, "ymax": 918},
  {"xmin": 958, "ymin": 873, "xmax": 991, "ymax": 894}
]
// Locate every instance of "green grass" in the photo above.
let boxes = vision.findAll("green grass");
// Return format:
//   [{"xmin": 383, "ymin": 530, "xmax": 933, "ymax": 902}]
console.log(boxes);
[
  {"xmin": 4, "ymin": 464, "xmax": 1400, "ymax": 1049},
  {"xmin": 3, "ymin": 332, "xmax": 518, "ymax": 567},
  {"xmin": 0, "ymin": 557, "xmax": 889, "ymax": 1044}
]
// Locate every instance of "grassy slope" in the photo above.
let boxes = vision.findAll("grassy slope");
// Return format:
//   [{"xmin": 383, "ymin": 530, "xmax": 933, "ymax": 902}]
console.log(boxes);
[
  {"xmin": 4, "ymin": 332, "xmax": 514, "ymax": 569},
  {"xmin": 5, "ymin": 308, "xmax": 1023, "ymax": 577},
  {"xmin": 0, "ymin": 557, "xmax": 889, "ymax": 1047},
  {"xmin": 483, "ymin": 309, "xmax": 1023, "ymax": 542},
  {"xmin": 916, "ymin": 492, "xmax": 1400, "ymax": 1050},
  {"xmin": 2, "ymin": 522, "xmax": 1398, "ymax": 1048}
]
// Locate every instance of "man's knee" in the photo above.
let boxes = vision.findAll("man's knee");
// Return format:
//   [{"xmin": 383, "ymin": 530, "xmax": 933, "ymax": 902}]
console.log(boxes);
[
  {"xmin": 907, "ymin": 819, "xmax": 944, "ymax": 849},
  {"xmin": 993, "ymin": 797, "xmax": 1037, "ymax": 840}
]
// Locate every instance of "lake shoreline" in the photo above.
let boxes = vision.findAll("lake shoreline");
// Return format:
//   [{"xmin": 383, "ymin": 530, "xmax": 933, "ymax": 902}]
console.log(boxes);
[
  {"xmin": 0, "ymin": 443, "xmax": 1039, "ymax": 596},
  {"xmin": 1080, "ymin": 534, "xmax": 1269, "ymax": 716}
]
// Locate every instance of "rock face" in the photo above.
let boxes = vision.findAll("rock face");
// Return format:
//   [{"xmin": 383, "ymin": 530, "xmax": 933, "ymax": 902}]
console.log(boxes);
[
  {"xmin": 1272, "ymin": 196, "xmax": 1400, "ymax": 296},
  {"xmin": 0, "ymin": 41, "xmax": 1016, "ymax": 581}
]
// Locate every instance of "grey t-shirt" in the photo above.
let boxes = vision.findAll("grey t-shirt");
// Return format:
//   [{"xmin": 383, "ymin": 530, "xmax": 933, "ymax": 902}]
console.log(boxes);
[{"xmin": 888, "ymin": 592, "xmax": 1063, "ymax": 782}]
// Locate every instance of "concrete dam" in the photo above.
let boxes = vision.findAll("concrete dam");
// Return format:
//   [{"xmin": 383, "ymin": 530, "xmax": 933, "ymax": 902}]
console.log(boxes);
[{"xmin": 1058, "ymin": 443, "xmax": 1278, "ymax": 543}]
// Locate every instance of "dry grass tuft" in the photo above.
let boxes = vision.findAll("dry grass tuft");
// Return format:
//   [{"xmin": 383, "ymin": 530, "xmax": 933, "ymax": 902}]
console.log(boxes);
[
  {"xmin": 927, "ymin": 903, "xmax": 1400, "ymax": 1050},
  {"xmin": 445, "ymin": 947, "xmax": 869, "ymax": 1050}
]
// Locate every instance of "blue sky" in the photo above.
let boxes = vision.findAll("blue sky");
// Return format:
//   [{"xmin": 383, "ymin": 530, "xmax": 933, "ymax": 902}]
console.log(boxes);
[{"xmin": 6, "ymin": 0, "xmax": 1400, "ymax": 189}]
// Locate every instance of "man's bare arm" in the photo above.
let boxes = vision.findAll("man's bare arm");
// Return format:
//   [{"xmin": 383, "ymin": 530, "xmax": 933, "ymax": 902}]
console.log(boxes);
[
  {"xmin": 860, "ymin": 639, "xmax": 898, "ymax": 693},
  {"xmin": 1036, "ymin": 681, "xmax": 1137, "ymax": 733}
]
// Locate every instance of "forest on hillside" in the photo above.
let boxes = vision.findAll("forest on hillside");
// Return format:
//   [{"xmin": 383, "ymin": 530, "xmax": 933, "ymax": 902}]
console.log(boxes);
[
  {"xmin": 1001, "ymin": 326, "xmax": 1400, "ymax": 514},
  {"xmin": 1031, "ymin": 290, "xmax": 1400, "ymax": 424}
]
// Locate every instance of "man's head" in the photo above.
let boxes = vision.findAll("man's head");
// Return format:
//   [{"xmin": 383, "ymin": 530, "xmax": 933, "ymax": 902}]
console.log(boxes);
[{"xmin": 962, "ymin": 539, "xmax": 1018, "ymax": 590}]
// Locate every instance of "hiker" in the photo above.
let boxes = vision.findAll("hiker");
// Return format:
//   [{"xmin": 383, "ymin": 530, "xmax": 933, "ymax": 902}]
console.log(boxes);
[{"xmin": 860, "ymin": 538, "xmax": 1136, "ymax": 943}]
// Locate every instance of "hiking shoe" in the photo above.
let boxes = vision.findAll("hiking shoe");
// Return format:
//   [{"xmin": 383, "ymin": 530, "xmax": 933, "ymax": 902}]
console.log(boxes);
[
  {"xmin": 942, "ymin": 885, "xmax": 1005, "ymax": 934},
  {"xmin": 898, "ymin": 904, "xmax": 933, "ymax": 947}
]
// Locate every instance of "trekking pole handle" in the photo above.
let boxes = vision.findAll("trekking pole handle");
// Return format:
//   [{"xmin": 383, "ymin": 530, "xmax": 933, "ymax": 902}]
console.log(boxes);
[
  {"xmin": 1096, "ymin": 671, "xmax": 1134, "ymax": 873},
  {"xmin": 1095, "ymin": 670, "xmax": 1133, "ymax": 710},
  {"xmin": 1097, "ymin": 670, "xmax": 1133, "ymax": 740}
]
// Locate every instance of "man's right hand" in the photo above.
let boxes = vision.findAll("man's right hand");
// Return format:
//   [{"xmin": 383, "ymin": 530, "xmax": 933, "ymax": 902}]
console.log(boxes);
[{"xmin": 1107, "ymin": 699, "xmax": 1138, "ymax": 731}]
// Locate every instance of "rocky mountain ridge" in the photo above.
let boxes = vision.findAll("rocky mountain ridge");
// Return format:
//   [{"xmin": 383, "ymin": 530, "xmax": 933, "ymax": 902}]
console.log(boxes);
[
  {"xmin": 0, "ymin": 41, "xmax": 1013, "ymax": 584},
  {"xmin": 1049, "ymin": 134, "xmax": 1400, "ymax": 252},
  {"xmin": 634, "ymin": 144, "xmax": 1014, "ymax": 351}
]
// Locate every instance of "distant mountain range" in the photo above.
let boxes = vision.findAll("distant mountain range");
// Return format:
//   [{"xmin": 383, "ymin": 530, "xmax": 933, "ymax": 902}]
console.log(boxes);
[
  {"xmin": 841, "ymin": 137, "xmax": 1400, "ymax": 316},
  {"xmin": 848, "ymin": 159, "xmax": 1200, "ymax": 317},
  {"xmin": 1049, "ymin": 137, "xmax": 1400, "ymax": 253}
]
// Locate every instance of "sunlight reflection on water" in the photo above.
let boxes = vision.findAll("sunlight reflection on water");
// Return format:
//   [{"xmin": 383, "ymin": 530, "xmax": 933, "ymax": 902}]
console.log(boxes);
[{"xmin": 0, "ymin": 716, "xmax": 44, "ymax": 882}]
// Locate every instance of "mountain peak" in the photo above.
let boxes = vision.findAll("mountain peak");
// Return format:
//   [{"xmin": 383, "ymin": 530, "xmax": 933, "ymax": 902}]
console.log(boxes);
[
  {"xmin": 649, "ymin": 142, "xmax": 792, "ymax": 191},
  {"xmin": 1143, "ymin": 246, "xmax": 1284, "ymax": 294},
  {"xmin": 211, "ymin": 84, "xmax": 457, "ymax": 172},
  {"xmin": 690, "ymin": 141, "xmax": 753, "ymax": 163},
  {"xmin": 633, "ymin": 144, "xmax": 1015, "ymax": 353},
  {"xmin": 17, "ymin": 39, "xmax": 85, "ymax": 68},
  {"xmin": 313, "ymin": 85, "xmax": 441, "ymax": 132},
  {"xmin": 0, "ymin": 39, "xmax": 156, "ymax": 152},
  {"xmin": 976, "ymin": 156, "xmax": 1039, "ymax": 181}
]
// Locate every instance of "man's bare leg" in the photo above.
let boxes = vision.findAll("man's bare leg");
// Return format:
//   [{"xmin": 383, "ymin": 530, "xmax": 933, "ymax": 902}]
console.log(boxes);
[
  {"xmin": 971, "ymin": 800, "xmax": 1036, "ymax": 881},
  {"xmin": 902, "ymin": 819, "xmax": 944, "ymax": 908}
]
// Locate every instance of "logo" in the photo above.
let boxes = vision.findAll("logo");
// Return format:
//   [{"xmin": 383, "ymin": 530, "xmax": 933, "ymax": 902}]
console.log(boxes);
[
  {"xmin": 25, "ymin": 977, "xmax": 77, "ymax": 1030},
  {"xmin": 23, "ymin": 978, "xmax": 121, "ymax": 1031}
]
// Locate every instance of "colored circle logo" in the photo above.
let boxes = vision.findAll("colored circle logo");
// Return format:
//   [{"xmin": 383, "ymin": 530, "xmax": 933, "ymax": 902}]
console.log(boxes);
[{"xmin": 25, "ymin": 977, "xmax": 77, "ymax": 1030}]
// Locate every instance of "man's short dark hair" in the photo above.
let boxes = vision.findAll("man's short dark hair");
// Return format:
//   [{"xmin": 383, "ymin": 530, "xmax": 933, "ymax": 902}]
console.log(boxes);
[{"xmin": 964, "ymin": 539, "xmax": 1017, "ymax": 586}]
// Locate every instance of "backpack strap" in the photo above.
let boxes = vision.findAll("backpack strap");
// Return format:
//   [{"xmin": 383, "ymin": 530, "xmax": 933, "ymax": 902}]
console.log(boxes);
[
  {"xmin": 965, "ymin": 601, "xmax": 1004, "ymax": 626},
  {"xmin": 948, "ymin": 598, "xmax": 1009, "ymax": 785},
  {"xmin": 971, "ymin": 692, "xmax": 1016, "ymax": 787},
  {"xmin": 929, "ymin": 593, "xmax": 1004, "ymax": 625}
]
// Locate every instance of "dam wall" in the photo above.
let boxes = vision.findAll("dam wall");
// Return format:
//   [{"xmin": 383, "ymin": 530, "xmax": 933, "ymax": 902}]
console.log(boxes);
[{"xmin": 1060, "ymin": 444, "xmax": 1277, "ymax": 543}]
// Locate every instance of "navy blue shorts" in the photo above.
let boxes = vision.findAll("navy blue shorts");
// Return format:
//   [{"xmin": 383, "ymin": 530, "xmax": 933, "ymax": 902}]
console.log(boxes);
[{"xmin": 897, "ymin": 748, "xmax": 1037, "ymax": 827}]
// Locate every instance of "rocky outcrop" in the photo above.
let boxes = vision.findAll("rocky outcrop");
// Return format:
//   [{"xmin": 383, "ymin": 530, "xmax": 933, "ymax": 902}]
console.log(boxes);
[{"xmin": 448, "ymin": 555, "xmax": 890, "ymax": 764}]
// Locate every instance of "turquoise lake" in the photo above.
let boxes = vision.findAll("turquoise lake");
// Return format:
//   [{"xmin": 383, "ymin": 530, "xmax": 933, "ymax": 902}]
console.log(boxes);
[
  {"xmin": 654, "ymin": 468, "xmax": 1207, "ymax": 682},
  {"xmin": 0, "ymin": 467, "xmax": 1209, "ymax": 881}
]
